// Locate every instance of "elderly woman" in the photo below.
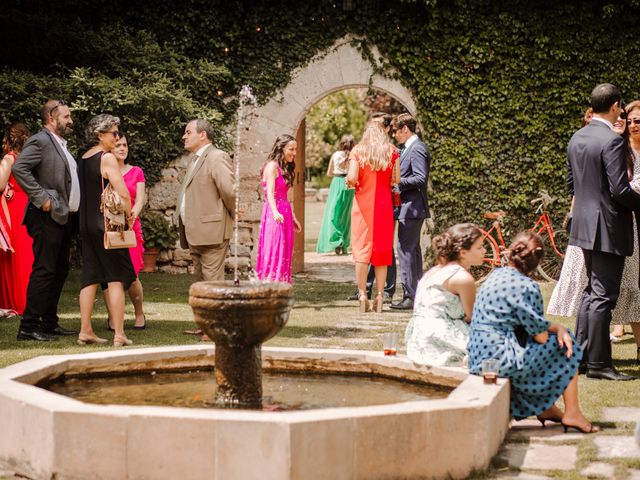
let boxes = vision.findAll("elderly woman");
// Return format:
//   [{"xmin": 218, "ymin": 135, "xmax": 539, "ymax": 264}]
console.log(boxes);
[
  {"xmin": 468, "ymin": 231, "xmax": 597, "ymax": 433},
  {"xmin": 77, "ymin": 114, "xmax": 135, "ymax": 347}
]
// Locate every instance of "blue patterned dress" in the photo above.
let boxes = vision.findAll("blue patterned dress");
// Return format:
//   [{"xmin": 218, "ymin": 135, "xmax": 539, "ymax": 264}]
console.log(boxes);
[{"xmin": 467, "ymin": 267, "xmax": 582, "ymax": 419}]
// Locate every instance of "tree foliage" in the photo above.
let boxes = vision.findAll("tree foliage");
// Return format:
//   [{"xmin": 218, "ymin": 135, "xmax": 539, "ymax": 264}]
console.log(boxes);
[{"xmin": 2, "ymin": 0, "xmax": 640, "ymax": 234}]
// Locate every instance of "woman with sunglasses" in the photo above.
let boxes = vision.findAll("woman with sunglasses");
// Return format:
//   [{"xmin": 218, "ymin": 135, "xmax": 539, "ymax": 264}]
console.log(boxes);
[
  {"xmin": 549, "ymin": 105, "xmax": 640, "ymax": 361},
  {"xmin": 0, "ymin": 122, "xmax": 32, "ymax": 314},
  {"xmin": 77, "ymin": 114, "xmax": 135, "ymax": 347},
  {"xmin": 469, "ymin": 231, "xmax": 597, "ymax": 433}
]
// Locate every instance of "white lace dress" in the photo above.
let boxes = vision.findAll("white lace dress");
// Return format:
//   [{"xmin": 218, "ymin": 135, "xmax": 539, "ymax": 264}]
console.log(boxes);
[
  {"xmin": 405, "ymin": 264, "xmax": 470, "ymax": 366},
  {"xmin": 547, "ymin": 151, "xmax": 640, "ymax": 324}
]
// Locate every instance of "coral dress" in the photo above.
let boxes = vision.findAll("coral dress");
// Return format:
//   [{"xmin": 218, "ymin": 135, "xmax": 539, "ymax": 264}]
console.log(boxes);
[
  {"xmin": 0, "ymin": 152, "xmax": 34, "ymax": 313},
  {"xmin": 350, "ymin": 147, "xmax": 398, "ymax": 266},
  {"xmin": 123, "ymin": 166, "xmax": 146, "ymax": 275},
  {"xmin": 255, "ymin": 166, "xmax": 294, "ymax": 283}
]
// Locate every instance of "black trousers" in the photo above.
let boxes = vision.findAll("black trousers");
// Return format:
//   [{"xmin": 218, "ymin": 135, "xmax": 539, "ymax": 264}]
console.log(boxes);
[
  {"xmin": 20, "ymin": 205, "xmax": 72, "ymax": 332},
  {"xmin": 575, "ymin": 249, "xmax": 625, "ymax": 369}
]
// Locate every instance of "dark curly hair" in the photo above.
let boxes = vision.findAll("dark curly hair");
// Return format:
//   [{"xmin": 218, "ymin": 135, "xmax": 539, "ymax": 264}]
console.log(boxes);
[
  {"xmin": 261, "ymin": 134, "xmax": 296, "ymax": 187},
  {"xmin": 507, "ymin": 231, "xmax": 544, "ymax": 275},
  {"xmin": 2, "ymin": 122, "xmax": 30, "ymax": 155},
  {"xmin": 432, "ymin": 223, "xmax": 482, "ymax": 263}
]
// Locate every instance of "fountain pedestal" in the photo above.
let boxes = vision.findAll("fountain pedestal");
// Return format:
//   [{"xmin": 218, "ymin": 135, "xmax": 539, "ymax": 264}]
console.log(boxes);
[{"xmin": 188, "ymin": 281, "xmax": 293, "ymax": 408}]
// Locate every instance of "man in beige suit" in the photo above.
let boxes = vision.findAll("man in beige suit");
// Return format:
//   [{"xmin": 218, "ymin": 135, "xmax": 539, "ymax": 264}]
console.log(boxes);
[{"xmin": 178, "ymin": 119, "xmax": 235, "ymax": 281}]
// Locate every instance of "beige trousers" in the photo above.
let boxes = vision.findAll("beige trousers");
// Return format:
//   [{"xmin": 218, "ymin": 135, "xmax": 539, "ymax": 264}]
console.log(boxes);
[{"xmin": 189, "ymin": 240, "xmax": 229, "ymax": 281}]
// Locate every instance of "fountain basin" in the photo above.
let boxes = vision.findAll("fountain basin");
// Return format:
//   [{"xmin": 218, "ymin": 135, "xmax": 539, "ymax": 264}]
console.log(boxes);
[{"xmin": 0, "ymin": 346, "xmax": 510, "ymax": 480}]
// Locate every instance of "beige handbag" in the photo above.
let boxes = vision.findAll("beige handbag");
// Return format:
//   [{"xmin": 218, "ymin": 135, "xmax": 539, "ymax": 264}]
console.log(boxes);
[{"xmin": 101, "ymin": 176, "xmax": 137, "ymax": 250}]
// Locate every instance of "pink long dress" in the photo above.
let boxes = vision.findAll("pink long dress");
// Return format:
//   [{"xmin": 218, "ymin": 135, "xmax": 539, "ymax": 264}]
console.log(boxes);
[
  {"xmin": 255, "ymin": 166, "xmax": 294, "ymax": 283},
  {"xmin": 123, "ymin": 166, "xmax": 145, "ymax": 275}
]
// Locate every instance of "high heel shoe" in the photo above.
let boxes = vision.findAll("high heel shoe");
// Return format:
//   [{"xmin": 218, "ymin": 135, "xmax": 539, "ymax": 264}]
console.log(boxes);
[
  {"xmin": 374, "ymin": 292, "xmax": 383, "ymax": 313},
  {"xmin": 636, "ymin": 346, "xmax": 640, "ymax": 366},
  {"xmin": 133, "ymin": 315, "xmax": 146, "ymax": 330},
  {"xmin": 77, "ymin": 332, "xmax": 108, "ymax": 345},
  {"xmin": 536, "ymin": 415, "xmax": 563, "ymax": 428},
  {"xmin": 561, "ymin": 420, "xmax": 600, "ymax": 434},
  {"xmin": 358, "ymin": 291, "xmax": 370, "ymax": 313},
  {"xmin": 113, "ymin": 334, "xmax": 133, "ymax": 347}
]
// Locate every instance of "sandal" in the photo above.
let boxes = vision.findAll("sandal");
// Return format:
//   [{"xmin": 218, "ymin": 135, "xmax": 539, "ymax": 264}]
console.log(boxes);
[
  {"xmin": 562, "ymin": 421, "xmax": 600, "ymax": 434},
  {"xmin": 133, "ymin": 315, "xmax": 146, "ymax": 330}
]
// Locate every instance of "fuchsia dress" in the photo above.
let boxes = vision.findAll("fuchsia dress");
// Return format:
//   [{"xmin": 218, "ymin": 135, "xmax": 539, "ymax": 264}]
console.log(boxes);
[
  {"xmin": 255, "ymin": 165, "xmax": 294, "ymax": 283},
  {"xmin": 123, "ymin": 166, "xmax": 145, "ymax": 275}
]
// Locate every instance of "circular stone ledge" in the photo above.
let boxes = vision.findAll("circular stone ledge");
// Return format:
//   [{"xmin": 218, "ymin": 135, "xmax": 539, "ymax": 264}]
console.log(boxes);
[{"xmin": 0, "ymin": 346, "xmax": 510, "ymax": 480}]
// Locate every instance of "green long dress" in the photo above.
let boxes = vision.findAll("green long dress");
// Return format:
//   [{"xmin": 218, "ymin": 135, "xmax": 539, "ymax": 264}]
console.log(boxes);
[{"xmin": 316, "ymin": 151, "xmax": 354, "ymax": 253}]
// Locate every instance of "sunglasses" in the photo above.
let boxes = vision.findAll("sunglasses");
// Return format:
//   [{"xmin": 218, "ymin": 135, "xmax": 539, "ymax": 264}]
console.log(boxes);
[
  {"xmin": 48, "ymin": 100, "xmax": 66, "ymax": 116},
  {"xmin": 104, "ymin": 130, "xmax": 122, "ymax": 138},
  {"xmin": 627, "ymin": 118, "xmax": 640, "ymax": 126}
]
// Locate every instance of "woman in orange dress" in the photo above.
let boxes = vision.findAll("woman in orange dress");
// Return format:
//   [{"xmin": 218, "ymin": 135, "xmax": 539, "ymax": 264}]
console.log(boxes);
[
  {"xmin": 0, "ymin": 122, "xmax": 32, "ymax": 314},
  {"xmin": 347, "ymin": 121, "xmax": 400, "ymax": 313}
]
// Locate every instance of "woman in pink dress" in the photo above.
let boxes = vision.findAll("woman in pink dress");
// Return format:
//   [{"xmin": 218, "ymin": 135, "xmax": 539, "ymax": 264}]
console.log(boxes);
[
  {"xmin": 0, "ymin": 122, "xmax": 33, "ymax": 314},
  {"xmin": 255, "ymin": 134, "xmax": 301, "ymax": 283},
  {"xmin": 104, "ymin": 133, "xmax": 147, "ymax": 329}
]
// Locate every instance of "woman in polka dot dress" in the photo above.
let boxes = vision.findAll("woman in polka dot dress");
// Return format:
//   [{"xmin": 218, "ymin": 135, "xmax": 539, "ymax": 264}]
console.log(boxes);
[{"xmin": 468, "ymin": 231, "xmax": 598, "ymax": 433}]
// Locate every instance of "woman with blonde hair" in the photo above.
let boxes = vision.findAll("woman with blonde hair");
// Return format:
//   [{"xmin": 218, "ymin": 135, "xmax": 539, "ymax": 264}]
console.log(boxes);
[{"xmin": 346, "ymin": 122, "xmax": 400, "ymax": 313}]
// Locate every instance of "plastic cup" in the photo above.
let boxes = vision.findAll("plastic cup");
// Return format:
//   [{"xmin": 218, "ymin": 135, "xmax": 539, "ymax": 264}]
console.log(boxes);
[
  {"xmin": 481, "ymin": 359, "xmax": 499, "ymax": 384},
  {"xmin": 383, "ymin": 332, "xmax": 398, "ymax": 356}
]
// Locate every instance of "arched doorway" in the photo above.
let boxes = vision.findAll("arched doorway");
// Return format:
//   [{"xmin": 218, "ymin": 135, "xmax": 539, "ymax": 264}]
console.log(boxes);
[{"xmin": 238, "ymin": 35, "xmax": 418, "ymax": 273}]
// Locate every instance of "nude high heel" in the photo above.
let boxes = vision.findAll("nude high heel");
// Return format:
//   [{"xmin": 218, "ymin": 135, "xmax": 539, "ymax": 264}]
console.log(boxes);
[
  {"xmin": 113, "ymin": 334, "xmax": 133, "ymax": 347},
  {"xmin": 77, "ymin": 332, "xmax": 108, "ymax": 345},
  {"xmin": 374, "ymin": 292, "xmax": 383, "ymax": 313},
  {"xmin": 358, "ymin": 290, "xmax": 370, "ymax": 313}
]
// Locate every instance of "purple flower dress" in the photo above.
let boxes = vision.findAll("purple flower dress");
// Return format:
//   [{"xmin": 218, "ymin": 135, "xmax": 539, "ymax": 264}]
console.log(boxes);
[{"xmin": 255, "ymin": 166, "xmax": 294, "ymax": 283}]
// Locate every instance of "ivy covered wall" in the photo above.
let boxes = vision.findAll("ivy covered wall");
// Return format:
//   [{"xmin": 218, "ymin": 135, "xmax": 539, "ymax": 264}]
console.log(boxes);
[{"xmin": 1, "ymin": 0, "xmax": 639, "ymax": 233}]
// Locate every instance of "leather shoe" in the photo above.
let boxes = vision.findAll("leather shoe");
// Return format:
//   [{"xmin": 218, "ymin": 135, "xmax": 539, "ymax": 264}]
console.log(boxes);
[
  {"xmin": 578, "ymin": 364, "xmax": 587, "ymax": 375},
  {"xmin": 586, "ymin": 367, "xmax": 635, "ymax": 381},
  {"xmin": 390, "ymin": 298, "xmax": 414, "ymax": 310},
  {"xmin": 43, "ymin": 325, "xmax": 78, "ymax": 336},
  {"xmin": 17, "ymin": 329, "xmax": 58, "ymax": 342}
]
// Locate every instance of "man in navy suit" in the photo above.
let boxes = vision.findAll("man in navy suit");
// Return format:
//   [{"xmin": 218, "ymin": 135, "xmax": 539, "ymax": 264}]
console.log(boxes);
[
  {"xmin": 390, "ymin": 113, "xmax": 430, "ymax": 310},
  {"xmin": 569, "ymin": 83, "xmax": 639, "ymax": 381}
]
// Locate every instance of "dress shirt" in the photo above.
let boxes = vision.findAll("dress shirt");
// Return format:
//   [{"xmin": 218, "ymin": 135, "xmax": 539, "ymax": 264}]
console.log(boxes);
[{"xmin": 52, "ymin": 133, "xmax": 80, "ymax": 212}]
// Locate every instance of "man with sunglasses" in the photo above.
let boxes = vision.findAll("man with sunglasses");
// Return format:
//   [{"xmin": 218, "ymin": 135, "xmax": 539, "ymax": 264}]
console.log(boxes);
[
  {"xmin": 12, "ymin": 99, "xmax": 80, "ymax": 341},
  {"xmin": 568, "ymin": 83, "xmax": 640, "ymax": 381}
]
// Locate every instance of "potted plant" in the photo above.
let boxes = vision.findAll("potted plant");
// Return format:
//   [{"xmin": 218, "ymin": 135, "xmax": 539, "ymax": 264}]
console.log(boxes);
[{"xmin": 140, "ymin": 210, "xmax": 178, "ymax": 272}]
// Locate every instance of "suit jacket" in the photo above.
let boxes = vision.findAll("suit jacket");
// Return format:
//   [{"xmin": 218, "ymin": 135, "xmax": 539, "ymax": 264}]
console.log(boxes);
[
  {"xmin": 397, "ymin": 136, "xmax": 430, "ymax": 220},
  {"xmin": 179, "ymin": 144, "xmax": 236, "ymax": 248},
  {"xmin": 567, "ymin": 120, "xmax": 640, "ymax": 256},
  {"xmin": 12, "ymin": 129, "xmax": 73, "ymax": 225}
]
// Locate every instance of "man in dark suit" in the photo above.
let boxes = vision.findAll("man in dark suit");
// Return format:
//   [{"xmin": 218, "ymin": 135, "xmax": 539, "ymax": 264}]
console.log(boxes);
[
  {"xmin": 390, "ymin": 113, "xmax": 430, "ymax": 310},
  {"xmin": 12, "ymin": 99, "xmax": 80, "ymax": 341},
  {"xmin": 569, "ymin": 83, "xmax": 639, "ymax": 381}
]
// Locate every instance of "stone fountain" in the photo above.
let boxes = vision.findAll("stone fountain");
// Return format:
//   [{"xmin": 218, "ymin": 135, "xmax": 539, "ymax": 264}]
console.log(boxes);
[{"xmin": 189, "ymin": 281, "xmax": 293, "ymax": 408}]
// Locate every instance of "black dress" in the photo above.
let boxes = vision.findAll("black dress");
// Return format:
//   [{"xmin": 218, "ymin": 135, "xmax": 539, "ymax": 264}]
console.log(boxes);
[{"xmin": 79, "ymin": 151, "xmax": 135, "ymax": 289}]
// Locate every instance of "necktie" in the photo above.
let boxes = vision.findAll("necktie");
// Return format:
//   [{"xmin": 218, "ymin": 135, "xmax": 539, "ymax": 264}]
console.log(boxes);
[{"xmin": 179, "ymin": 154, "xmax": 199, "ymax": 220}]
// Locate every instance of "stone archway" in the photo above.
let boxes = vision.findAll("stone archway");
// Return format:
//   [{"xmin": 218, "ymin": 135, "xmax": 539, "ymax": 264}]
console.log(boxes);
[{"xmin": 238, "ymin": 35, "xmax": 418, "ymax": 273}]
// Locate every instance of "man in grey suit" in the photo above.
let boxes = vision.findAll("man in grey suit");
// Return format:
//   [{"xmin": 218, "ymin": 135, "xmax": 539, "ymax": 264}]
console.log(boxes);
[
  {"xmin": 390, "ymin": 113, "xmax": 430, "ymax": 310},
  {"xmin": 12, "ymin": 99, "xmax": 80, "ymax": 341},
  {"xmin": 569, "ymin": 83, "xmax": 639, "ymax": 381}
]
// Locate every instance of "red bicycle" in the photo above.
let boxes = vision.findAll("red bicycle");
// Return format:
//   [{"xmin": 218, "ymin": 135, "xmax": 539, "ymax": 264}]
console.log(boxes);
[{"xmin": 470, "ymin": 194, "xmax": 568, "ymax": 282}]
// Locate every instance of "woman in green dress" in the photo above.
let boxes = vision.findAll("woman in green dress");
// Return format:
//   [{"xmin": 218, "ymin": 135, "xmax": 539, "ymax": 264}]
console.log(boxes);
[{"xmin": 316, "ymin": 134, "xmax": 355, "ymax": 254}]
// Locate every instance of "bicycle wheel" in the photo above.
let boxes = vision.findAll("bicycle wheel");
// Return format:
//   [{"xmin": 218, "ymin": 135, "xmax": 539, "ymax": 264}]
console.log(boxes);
[
  {"xmin": 470, "ymin": 231, "xmax": 500, "ymax": 283},
  {"xmin": 537, "ymin": 228, "xmax": 568, "ymax": 282}
]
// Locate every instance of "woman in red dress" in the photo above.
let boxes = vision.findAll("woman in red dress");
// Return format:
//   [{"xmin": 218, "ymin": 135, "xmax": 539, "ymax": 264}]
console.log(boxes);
[
  {"xmin": 347, "ymin": 121, "xmax": 400, "ymax": 313},
  {"xmin": 0, "ymin": 122, "xmax": 33, "ymax": 314}
]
